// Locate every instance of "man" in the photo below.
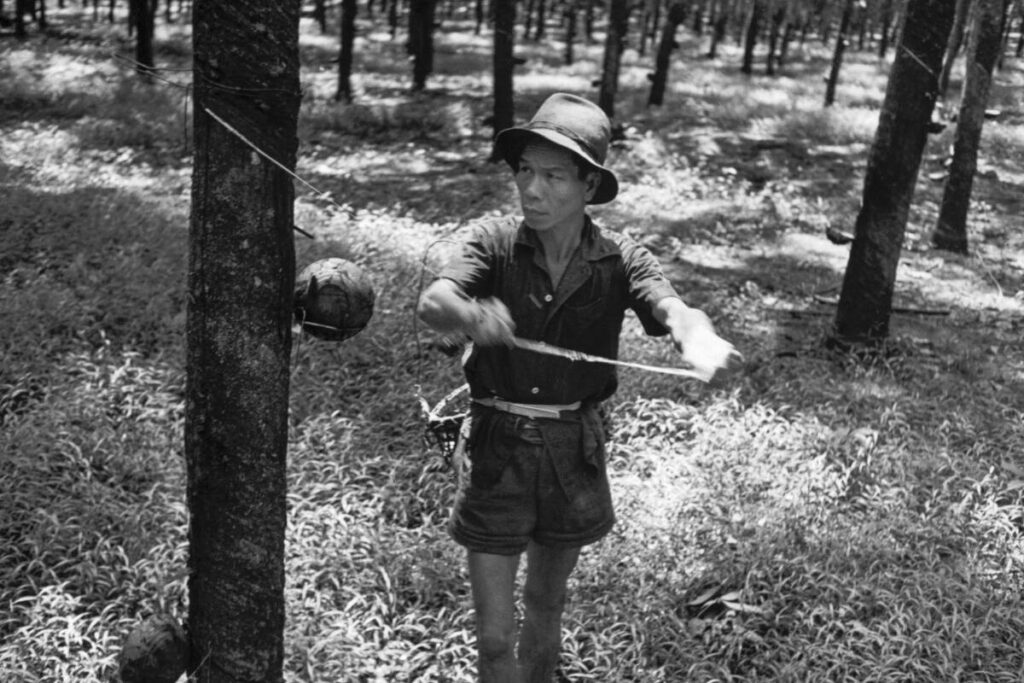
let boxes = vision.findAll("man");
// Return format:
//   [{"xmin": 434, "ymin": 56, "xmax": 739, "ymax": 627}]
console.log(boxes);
[{"xmin": 417, "ymin": 93, "xmax": 742, "ymax": 682}]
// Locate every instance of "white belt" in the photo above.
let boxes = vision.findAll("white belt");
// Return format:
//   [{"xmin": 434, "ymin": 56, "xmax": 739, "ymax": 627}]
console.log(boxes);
[{"xmin": 473, "ymin": 397, "xmax": 582, "ymax": 419}]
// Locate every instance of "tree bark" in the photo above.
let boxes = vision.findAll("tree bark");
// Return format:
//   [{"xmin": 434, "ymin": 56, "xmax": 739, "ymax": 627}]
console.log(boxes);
[
  {"xmin": 336, "ymin": 0, "xmax": 357, "ymax": 102},
  {"xmin": 933, "ymin": 0, "xmax": 1007, "ymax": 253},
  {"xmin": 409, "ymin": 0, "xmax": 436, "ymax": 90},
  {"xmin": 708, "ymin": 0, "xmax": 735, "ymax": 57},
  {"xmin": 188, "ymin": 0, "xmax": 299, "ymax": 680},
  {"xmin": 740, "ymin": 0, "xmax": 763, "ymax": 74},
  {"xmin": 15, "ymin": 0, "xmax": 27, "ymax": 38},
  {"xmin": 765, "ymin": 0, "xmax": 785, "ymax": 75},
  {"xmin": 877, "ymin": 0, "xmax": 894, "ymax": 58},
  {"xmin": 937, "ymin": 0, "xmax": 971, "ymax": 98},
  {"xmin": 832, "ymin": 0, "xmax": 957, "ymax": 344},
  {"xmin": 564, "ymin": 0, "xmax": 578, "ymax": 64},
  {"xmin": 824, "ymin": 0, "xmax": 854, "ymax": 106},
  {"xmin": 648, "ymin": 2, "xmax": 687, "ymax": 106},
  {"xmin": 133, "ymin": 0, "xmax": 156, "ymax": 81},
  {"xmin": 314, "ymin": 0, "xmax": 327, "ymax": 32},
  {"xmin": 490, "ymin": 0, "xmax": 516, "ymax": 156},
  {"xmin": 534, "ymin": 0, "xmax": 546, "ymax": 39},
  {"xmin": 598, "ymin": 0, "xmax": 629, "ymax": 118}
]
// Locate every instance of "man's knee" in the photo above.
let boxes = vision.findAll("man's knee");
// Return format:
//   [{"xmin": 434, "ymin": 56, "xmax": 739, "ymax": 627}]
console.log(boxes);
[
  {"xmin": 523, "ymin": 583, "xmax": 568, "ymax": 618},
  {"xmin": 477, "ymin": 623, "xmax": 516, "ymax": 661}
]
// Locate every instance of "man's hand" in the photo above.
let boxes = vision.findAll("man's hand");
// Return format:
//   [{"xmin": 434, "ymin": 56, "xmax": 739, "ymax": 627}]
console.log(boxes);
[
  {"xmin": 418, "ymin": 280, "xmax": 515, "ymax": 347},
  {"xmin": 653, "ymin": 297, "xmax": 743, "ymax": 385},
  {"xmin": 676, "ymin": 327, "xmax": 744, "ymax": 384},
  {"xmin": 467, "ymin": 297, "xmax": 516, "ymax": 347}
]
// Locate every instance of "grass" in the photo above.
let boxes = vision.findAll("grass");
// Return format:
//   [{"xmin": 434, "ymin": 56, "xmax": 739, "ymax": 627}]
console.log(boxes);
[{"xmin": 2, "ymin": 5, "xmax": 1024, "ymax": 682}]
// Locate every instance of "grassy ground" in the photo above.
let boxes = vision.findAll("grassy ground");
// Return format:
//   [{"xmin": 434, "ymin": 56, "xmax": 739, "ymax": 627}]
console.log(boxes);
[{"xmin": 2, "ymin": 6, "xmax": 1024, "ymax": 682}]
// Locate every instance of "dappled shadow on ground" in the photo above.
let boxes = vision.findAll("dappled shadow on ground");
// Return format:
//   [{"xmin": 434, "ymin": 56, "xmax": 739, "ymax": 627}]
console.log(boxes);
[{"xmin": 5, "ymin": 18, "xmax": 1024, "ymax": 679}]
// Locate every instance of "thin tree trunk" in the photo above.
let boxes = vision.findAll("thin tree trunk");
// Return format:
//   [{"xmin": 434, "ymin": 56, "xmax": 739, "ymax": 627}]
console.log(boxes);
[
  {"xmin": 134, "ymin": 0, "xmax": 156, "ymax": 81},
  {"xmin": 708, "ymin": 0, "xmax": 735, "ymax": 57},
  {"xmin": 188, "ymin": 0, "xmax": 299, "ymax": 679},
  {"xmin": 638, "ymin": 0, "xmax": 652, "ymax": 56},
  {"xmin": 832, "ymin": 0, "xmax": 957, "ymax": 344},
  {"xmin": 1017, "ymin": 6, "xmax": 1024, "ymax": 57},
  {"xmin": 741, "ymin": 0, "xmax": 764, "ymax": 74},
  {"xmin": 409, "ymin": 0, "xmax": 436, "ymax": 90},
  {"xmin": 15, "ymin": 0, "xmax": 27, "ymax": 38},
  {"xmin": 878, "ymin": 0, "xmax": 893, "ymax": 57},
  {"xmin": 490, "ymin": 0, "xmax": 515, "ymax": 156},
  {"xmin": 933, "ymin": 0, "xmax": 1006, "ymax": 253},
  {"xmin": 824, "ymin": 0, "xmax": 854, "ymax": 106},
  {"xmin": 766, "ymin": 0, "xmax": 785, "ymax": 75},
  {"xmin": 314, "ymin": 0, "xmax": 327, "ymax": 32},
  {"xmin": 564, "ymin": 0, "xmax": 577, "ymax": 64},
  {"xmin": 598, "ymin": 0, "xmax": 629, "ymax": 118},
  {"xmin": 648, "ymin": 2, "xmax": 687, "ymax": 106},
  {"xmin": 692, "ymin": 0, "xmax": 708, "ymax": 34},
  {"xmin": 938, "ymin": 0, "xmax": 971, "ymax": 98},
  {"xmin": 336, "ymin": 0, "xmax": 357, "ymax": 102}
]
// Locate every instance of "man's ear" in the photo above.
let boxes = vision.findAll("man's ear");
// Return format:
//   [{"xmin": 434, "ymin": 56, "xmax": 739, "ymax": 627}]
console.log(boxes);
[{"xmin": 584, "ymin": 171, "xmax": 602, "ymax": 201}]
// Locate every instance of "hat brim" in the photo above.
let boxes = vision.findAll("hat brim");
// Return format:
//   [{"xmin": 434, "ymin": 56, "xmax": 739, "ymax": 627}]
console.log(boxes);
[{"xmin": 494, "ymin": 127, "xmax": 619, "ymax": 205}]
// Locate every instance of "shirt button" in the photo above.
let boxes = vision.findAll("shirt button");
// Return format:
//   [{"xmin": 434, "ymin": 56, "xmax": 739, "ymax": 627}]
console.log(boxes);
[
  {"xmin": 531, "ymin": 387, "xmax": 540, "ymax": 395},
  {"xmin": 543, "ymin": 294, "xmax": 553, "ymax": 302}
]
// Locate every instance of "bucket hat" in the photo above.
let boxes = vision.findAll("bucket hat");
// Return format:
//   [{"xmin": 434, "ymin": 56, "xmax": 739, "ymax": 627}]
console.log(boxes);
[{"xmin": 493, "ymin": 93, "xmax": 619, "ymax": 204}]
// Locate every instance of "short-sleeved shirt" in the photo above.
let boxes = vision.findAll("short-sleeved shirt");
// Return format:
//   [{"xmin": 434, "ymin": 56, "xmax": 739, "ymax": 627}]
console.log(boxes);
[{"xmin": 439, "ymin": 215, "xmax": 679, "ymax": 405}]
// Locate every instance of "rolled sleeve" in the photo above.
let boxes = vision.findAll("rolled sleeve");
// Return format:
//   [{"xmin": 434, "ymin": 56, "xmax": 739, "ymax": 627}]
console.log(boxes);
[{"xmin": 620, "ymin": 239, "xmax": 677, "ymax": 336}]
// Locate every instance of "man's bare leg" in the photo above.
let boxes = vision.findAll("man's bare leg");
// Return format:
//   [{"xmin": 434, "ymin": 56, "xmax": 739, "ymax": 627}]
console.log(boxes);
[
  {"xmin": 517, "ymin": 542, "xmax": 581, "ymax": 683},
  {"xmin": 468, "ymin": 551, "xmax": 521, "ymax": 683}
]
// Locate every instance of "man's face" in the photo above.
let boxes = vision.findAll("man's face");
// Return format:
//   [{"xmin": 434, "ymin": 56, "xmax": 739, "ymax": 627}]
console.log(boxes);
[{"xmin": 515, "ymin": 142, "xmax": 599, "ymax": 234}]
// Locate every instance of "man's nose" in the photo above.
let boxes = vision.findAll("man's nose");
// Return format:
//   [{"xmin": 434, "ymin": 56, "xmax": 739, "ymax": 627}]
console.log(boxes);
[{"xmin": 522, "ymin": 174, "xmax": 543, "ymax": 198}]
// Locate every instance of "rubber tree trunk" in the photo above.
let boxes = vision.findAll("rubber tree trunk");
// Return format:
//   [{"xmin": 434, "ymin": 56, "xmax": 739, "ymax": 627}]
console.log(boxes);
[
  {"xmin": 933, "ymin": 0, "xmax": 1007, "ymax": 253},
  {"xmin": 490, "ymin": 0, "xmax": 516, "ymax": 157},
  {"xmin": 832, "ymin": 0, "xmax": 957, "ymax": 344},
  {"xmin": 708, "ymin": 0, "xmax": 735, "ymax": 57},
  {"xmin": 648, "ymin": 2, "xmax": 688, "ymax": 106},
  {"xmin": 336, "ymin": 0, "xmax": 357, "ymax": 102},
  {"xmin": 765, "ymin": 0, "xmax": 785, "ymax": 75},
  {"xmin": 188, "ymin": 0, "xmax": 299, "ymax": 679},
  {"xmin": 824, "ymin": 0, "xmax": 854, "ymax": 106},
  {"xmin": 740, "ymin": 0, "xmax": 764, "ymax": 74},
  {"xmin": 877, "ymin": 0, "xmax": 894, "ymax": 58},
  {"xmin": 937, "ymin": 0, "xmax": 972, "ymax": 98},
  {"xmin": 564, "ymin": 0, "xmax": 578, "ymax": 65},
  {"xmin": 314, "ymin": 0, "xmax": 327, "ymax": 31},
  {"xmin": 133, "ymin": 0, "xmax": 156, "ymax": 80},
  {"xmin": 14, "ymin": 0, "xmax": 27, "ymax": 38},
  {"xmin": 693, "ymin": 0, "xmax": 708, "ymax": 33},
  {"xmin": 409, "ymin": 0, "xmax": 436, "ymax": 90},
  {"xmin": 638, "ymin": 0, "xmax": 653, "ymax": 56},
  {"xmin": 598, "ymin": 0, "xmax": 630, "ymax": 118}
]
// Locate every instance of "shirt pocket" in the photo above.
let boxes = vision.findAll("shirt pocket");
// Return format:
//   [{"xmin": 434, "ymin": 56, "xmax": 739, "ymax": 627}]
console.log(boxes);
[{"xmin": 560, "ymin": 297, "xmax": 606, "ymax": 333}]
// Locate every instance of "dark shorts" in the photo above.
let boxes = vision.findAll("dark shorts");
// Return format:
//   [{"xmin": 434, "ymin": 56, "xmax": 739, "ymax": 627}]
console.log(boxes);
[{"xmin": 448, "ymin": 405, "xmax": 616, "ymax": 556}]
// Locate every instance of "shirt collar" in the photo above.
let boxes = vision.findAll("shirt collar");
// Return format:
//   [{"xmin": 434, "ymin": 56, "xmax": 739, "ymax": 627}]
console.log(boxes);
[{"xmin": 514, "ymin": 215, "xmax": 620, "ymax": 262}]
